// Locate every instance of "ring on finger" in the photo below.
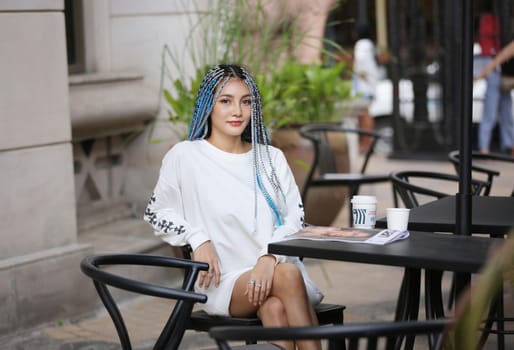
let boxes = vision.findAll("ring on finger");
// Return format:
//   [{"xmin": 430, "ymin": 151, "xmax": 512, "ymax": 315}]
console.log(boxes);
[
  {"xmin": 255, "ymin": 284, "xmax": 262, "ymax": 288},
  {"xmin": 248, "ymin": 280, "xmax": 255, "ymax": 285}
]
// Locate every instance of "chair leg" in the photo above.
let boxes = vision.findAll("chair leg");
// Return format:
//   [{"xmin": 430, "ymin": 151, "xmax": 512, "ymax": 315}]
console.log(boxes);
[
  {"xmin": 447, "ymin": 273, "xmax": 455, "ymax": 310},
  {"xmin": 479, "ymin": 284, "xmax": 506, "ymax": 350},
  {"xmin": 392, "ymin": 186, "xmax": 399, "ymax": 208},
  {"xmin": 348, "ymin": 186, "xmax": 359, "ymax": 226}
]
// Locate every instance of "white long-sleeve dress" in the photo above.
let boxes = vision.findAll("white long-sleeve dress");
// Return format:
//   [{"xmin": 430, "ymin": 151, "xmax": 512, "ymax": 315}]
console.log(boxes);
[{"xmin": 144, "ymin": 139, "xmax": 323, "ymax": 315}]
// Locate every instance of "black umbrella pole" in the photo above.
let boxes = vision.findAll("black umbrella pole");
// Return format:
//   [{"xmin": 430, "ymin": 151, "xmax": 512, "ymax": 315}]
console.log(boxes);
[
  {"xmin": 455, "ymin": 0, "xmax": 474, "ymax": 296},
  {"xmin": 456, "ymin": 0, "xmax": 473, "ymax": 237}
]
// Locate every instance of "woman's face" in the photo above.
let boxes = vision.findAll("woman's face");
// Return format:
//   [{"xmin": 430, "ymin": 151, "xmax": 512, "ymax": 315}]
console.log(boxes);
[{"xmin": 209, "ymin": 78, "xmax": 251, "ymax": 141}]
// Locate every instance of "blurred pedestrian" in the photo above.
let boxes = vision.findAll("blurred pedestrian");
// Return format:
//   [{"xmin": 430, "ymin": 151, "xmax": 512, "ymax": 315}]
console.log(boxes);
[
  {"xmin": 351, "ymin": 23, "xmax": 380, "ymax": 153},
  {"xmin": 474, "ymin": 16, "xmax": 514, "ymax": 156}
]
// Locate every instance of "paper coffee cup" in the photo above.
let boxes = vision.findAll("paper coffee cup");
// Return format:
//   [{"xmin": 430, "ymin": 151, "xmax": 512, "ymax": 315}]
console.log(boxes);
[
  {"xmin": 351, "ymin": 195, "xmax": 377, "ymax": 229},
  {"xmin": 386, "ymin": 208, "xmax": 410, "ymax": 231}
]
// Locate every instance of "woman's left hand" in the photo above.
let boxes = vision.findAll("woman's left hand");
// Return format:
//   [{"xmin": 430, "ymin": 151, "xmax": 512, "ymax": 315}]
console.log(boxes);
[{"xmin": 245, "ymin": 255, "xmax": 276, "ymax": 306}]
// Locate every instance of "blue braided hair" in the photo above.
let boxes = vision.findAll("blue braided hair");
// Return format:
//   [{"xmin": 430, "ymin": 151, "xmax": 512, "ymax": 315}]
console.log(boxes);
[{"xmin": 188, "ymin": 64, "xmax": 287, "ymax": 227}]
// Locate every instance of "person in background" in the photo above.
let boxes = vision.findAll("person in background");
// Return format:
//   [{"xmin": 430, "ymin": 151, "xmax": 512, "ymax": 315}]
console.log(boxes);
[
  {"xmin": 144, "ymin": 64, "xmax": 323, "ymax": 350},
  {"xmin": 474, "ymin": 16, "xmax": 514, "ymax": 156},
  {"xmin": 351, "ymin": 23, "xmax": 380, "ymax": 153}
]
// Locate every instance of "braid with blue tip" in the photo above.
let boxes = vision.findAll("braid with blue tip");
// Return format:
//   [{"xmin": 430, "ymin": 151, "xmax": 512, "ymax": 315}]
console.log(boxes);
[{"xmin": 187, "ymin": 65, "xmax": 287, "ymax": 228}]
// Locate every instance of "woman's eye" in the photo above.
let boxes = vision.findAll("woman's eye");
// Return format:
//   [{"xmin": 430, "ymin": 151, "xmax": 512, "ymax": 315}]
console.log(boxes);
[
  {"xmin": 242, "ymin": 99, "xmax": 252, "ymax": 106},
  {"xmin": 219, "ymin": 98, "xmax": 230, "ymax": 104}
]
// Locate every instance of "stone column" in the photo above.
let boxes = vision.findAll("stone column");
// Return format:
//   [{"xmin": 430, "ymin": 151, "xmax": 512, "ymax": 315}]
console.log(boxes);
[{"xmin": 0, "ymin": 0, "xmax": 93, "ymax": 334}]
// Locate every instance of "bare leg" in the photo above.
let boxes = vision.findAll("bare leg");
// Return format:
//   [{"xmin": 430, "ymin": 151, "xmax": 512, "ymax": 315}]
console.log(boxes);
[
  {"xmin": 257, "ymin": 296, "xmax": 294, "ymax": 350},
  {"xmin": 271, "ymin": 263, "xmax": 320, "ymax": 350},
  {"xmin": 230, "ymin": 271, "xmax": 294, "ymax": 350},
  {"xmin": 229, "ymin": 263, "xmax": 321, "ymax": 350}
]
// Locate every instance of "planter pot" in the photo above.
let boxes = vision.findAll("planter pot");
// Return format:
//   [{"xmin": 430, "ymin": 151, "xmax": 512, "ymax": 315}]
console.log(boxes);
[{"xmin": 271, "ymin": 125, "xmax": 350, "ymax": 226}]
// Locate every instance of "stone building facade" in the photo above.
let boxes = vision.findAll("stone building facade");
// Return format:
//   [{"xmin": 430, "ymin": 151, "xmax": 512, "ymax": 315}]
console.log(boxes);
[{"xmin": 0, "ymin": 0, "xmax": 198, "ymax": 335}]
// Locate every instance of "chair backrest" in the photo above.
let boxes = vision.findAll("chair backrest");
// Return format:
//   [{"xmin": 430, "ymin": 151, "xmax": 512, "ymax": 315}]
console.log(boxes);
[
  {"xmin": 299, "ymin": 123, "xmax": 385, "ymax": 196},
  {"xmin": 80, "ymin": 254, "xmax": 208, "ymax": 350},
  {"xmin": 209, "ymin": 319, "xmax": 449, "ymax": 350},
  {"xmin": 391, "ymin": 170, "xmax": 490, "ymax": 209},
  {"xmin": 448, "ymin": 150, "xmax": 501, "ymax": 196}
]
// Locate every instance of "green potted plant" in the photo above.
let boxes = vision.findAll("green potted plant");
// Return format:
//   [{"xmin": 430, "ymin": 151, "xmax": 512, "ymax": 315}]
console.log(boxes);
[
  {"xmin": 256, "ymin": 60, "xmax": 352, "ymax": 130},
  {"xmin": 162, "ymin": 59, "xmax": 352, "ymax": 135}
]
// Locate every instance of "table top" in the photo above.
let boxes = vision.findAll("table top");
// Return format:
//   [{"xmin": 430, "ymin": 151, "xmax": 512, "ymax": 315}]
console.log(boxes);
[
  {"xmin": 376, "ymin": 196, "xmax": 514, "ymax": 234},
  {"xmin": 269, "ymin": 231, "xmax": 499, "ymax": 273}
]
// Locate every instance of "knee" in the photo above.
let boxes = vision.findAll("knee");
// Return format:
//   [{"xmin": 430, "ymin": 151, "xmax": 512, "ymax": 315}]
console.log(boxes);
[
  {"xmin": 274, "ymin": 263, "xmax": 304, "ymax": 290},
  {"xmin": 259, "ymin": 296, "xmax": 285, "ymax": 316},
  {"xmin": 257, "ymin": 296, "xmax": 288, "ymax": 326}
]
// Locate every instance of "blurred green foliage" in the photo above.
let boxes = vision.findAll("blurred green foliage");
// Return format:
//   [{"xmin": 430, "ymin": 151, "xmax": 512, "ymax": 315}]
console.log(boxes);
[{"xmin": 159, "ymin": 0, "xmax": 351, "ymax": 139}]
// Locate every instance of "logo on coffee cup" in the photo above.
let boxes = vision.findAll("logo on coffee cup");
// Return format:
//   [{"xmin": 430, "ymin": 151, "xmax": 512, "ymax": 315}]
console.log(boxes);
[
  {"xmin": 353, "ymin": 208, "xmax": 367, "ymax": 225},
  {"xmin": 351, "ymin": 195, "xmax": 377, "ymax": 228},
  {"xmin": 352, "ymin": 209, "xmax": 376, "ymax": 227}
]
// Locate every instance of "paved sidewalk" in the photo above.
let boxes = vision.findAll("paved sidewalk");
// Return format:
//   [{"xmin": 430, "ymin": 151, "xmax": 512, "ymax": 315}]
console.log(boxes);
[{"xmin": 1, "ymin": 153, "xmax": 512, "ymax": 349}]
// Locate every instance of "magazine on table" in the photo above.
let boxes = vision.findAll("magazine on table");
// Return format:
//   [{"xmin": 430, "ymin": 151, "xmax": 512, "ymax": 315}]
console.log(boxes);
[{"xmin": 285, "ymin": 225, "xmax": 409, "ymax": 245}]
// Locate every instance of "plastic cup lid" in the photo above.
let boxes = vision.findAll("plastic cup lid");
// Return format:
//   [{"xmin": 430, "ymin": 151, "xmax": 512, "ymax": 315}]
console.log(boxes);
[{"xmin": 351, "ymin": 195, "xmax": 377, "ymax": 204}]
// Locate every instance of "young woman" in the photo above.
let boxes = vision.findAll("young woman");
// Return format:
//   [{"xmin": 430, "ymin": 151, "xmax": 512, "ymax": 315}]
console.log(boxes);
[{"xmin": 144, "ymin": 64, "xmax": 323, "ymax": 350}]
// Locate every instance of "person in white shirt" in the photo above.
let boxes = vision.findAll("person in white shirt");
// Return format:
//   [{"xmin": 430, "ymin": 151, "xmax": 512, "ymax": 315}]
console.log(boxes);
[
  {"xmin": 352, "ymin": 25, "xmax": 379, "ymax": 101},
  {"xmin": 145, "ymin": 64, "xmax": 323, "ymax": 350},
  {"xmin": 351, "ymin": 24, "xmax": 380, "ymax": 153}
]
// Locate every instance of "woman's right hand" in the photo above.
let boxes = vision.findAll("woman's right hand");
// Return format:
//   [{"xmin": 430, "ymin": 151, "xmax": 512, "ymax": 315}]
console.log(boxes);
[{"xmin": 193, "ymin": 241, "xmax": 220, "ymax": 289}]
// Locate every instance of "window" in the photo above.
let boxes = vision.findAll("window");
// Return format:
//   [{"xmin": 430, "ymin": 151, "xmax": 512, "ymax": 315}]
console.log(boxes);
[{"xmin": 64, "ymin": 0, "xmax": 85, "ymax": 74}]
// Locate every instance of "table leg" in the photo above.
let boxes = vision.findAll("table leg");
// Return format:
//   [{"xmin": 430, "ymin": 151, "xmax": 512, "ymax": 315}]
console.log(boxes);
[
  {"xmin": 454, "ymin": 272, "xmax": 470, "ymax": 300},
  {"xmin": 425, "ymin": 269, "xmax": 444, "ymax": 319},
  {"xmin": 389, "ymin": 268, "xmax": 421, "ymax": 350},
  {"xmin": 425, "ymin": 269, "xmax": 445, "ymax": 350},
  {"xmin": 393, "ymin": 268, "xmax": 421, "ymax": 321}
]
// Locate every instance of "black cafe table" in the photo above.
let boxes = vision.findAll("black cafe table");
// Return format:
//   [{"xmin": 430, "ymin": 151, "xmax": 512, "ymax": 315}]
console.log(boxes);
[
  {"xmin": 374, "ymin": 195, "xmax": 513, "ymax": 349},
  {"xmin": 376, "ymin": 196, "xmax": 514, "ymax": 234},
  {"xmin": 269, "ymin": 231, "xmax": 499, "ymax": 349}
]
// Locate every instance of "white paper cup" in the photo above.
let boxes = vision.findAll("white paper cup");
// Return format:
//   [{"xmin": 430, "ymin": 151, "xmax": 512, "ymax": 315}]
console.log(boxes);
[
  {"xmin": 386, "ymin": 208, "xmax": 410, "ymax": 231},
  {"xmin": 351, "ymin": 195, "xmax": 377, "ymax": 228}
]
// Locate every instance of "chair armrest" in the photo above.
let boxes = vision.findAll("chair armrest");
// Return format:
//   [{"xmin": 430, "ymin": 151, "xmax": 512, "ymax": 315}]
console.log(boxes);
[
  {"xmin": 81, "ymin": 253, "xmax": 210, "ymax": 350},
  {"xmin": 80, "ymin": 254, "xmax": 208, "ymax": 303}
]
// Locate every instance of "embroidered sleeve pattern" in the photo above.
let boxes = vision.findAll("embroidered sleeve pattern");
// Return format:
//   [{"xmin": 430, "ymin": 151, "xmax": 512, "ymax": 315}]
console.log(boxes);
[
  {"xmin": 143, "ymin": 146, "xmax": 210, "ymax": 250},
  {"xmin": 144, "ymin": 193, "xmax": 186, "ymax": 235}
]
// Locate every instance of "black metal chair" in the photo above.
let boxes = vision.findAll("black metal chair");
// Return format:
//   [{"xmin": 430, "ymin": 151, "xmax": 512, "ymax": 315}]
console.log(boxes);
[
  {"xmin": 390, "ymin": 170, "xmax": 490, "ymax": 308},
  {"xmin": 448, "ymin": 150, "xmax": 514, "ymax": 196},
  {"xmin": 80, "ymin": 253, "xmax": 209, "ymax": 350},
  {"xmin": 299, "ymin": 124, "xmax": 392, "ymax": 224},
  {"xmin": 209, "ymin": 319, "xmax": 450, "ymax": 350},
  {"xmin": 390, "ymin": 170, "xmax": 490, "ymax": 209},
  {"xmin": 180, "ymin": 245, "xmax": 346, "ymax": 343}
]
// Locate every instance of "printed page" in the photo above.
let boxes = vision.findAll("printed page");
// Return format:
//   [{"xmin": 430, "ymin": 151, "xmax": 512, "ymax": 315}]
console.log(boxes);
[
  {"xmin": 285, "ymin": 226, "xmax": 409, "ymax": 245},
  {"xmin": 364, "ymin": 228, "xmax": 410, "ymax": 245}
]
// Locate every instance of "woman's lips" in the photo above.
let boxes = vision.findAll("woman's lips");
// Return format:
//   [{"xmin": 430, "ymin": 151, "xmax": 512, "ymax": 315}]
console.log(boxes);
[{"xmin": 228, "ymin": 121, "xmax": 243, "ymax": 127}]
